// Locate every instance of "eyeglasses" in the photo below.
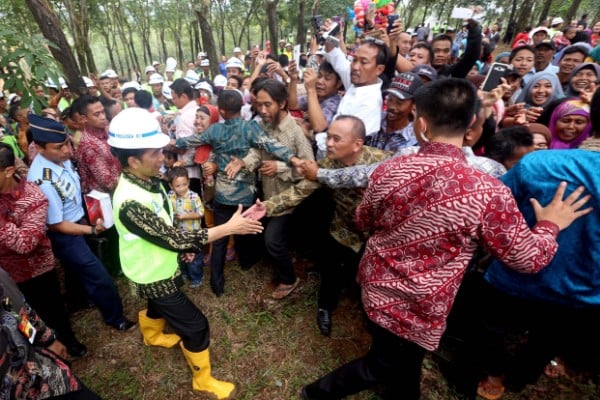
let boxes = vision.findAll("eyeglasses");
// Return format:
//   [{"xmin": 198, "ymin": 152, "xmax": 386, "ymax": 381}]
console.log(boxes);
[{"xmin": 361, "ymin": 36, "xmax": 386, "ymax": 47}]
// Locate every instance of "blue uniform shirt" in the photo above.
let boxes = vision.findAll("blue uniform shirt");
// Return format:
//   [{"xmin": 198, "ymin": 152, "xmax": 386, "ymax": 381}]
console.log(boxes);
[
  {"xmin": 27, "ymin": 154, "xmax": 84, "ymax": 224},
  {"xmin": 485, "ymin": 149, "xmax": 600, "ymax": 307}
]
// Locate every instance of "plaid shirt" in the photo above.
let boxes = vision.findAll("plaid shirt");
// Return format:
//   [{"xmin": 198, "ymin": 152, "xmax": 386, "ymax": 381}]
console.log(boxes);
[{"xmin": 168, "ymin": 189, "xmax": 204, "ymax": 232}]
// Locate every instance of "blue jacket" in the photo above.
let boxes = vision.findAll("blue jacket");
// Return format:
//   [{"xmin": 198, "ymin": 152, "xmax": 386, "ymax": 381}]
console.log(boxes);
[{"xmin": 485, "ymin": 149, "xmax": 600, "ymax": 307}]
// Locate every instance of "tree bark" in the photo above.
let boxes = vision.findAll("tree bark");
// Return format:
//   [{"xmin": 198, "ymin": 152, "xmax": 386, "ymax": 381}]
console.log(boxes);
[
  {"xmin": 265, "ymin": 0, "xmax": 279, "ymax": 55},
  {"xmin": 295, "ymin": 0, "xmax": 306, "ymax": 52},
  {"xmin": 537, "ymin": 0, "xmax": 553, "ymax": 25},
  {"xmin": 23, "ymin": 0, "xmax": 86, "ymax": 94},
  {"xmin": 195, "ymin": 0, "xmax": 220, "ymax": 78},
  {"xmin": 566, "ymin": 0, "xmax": 583, "ymax": 21}
]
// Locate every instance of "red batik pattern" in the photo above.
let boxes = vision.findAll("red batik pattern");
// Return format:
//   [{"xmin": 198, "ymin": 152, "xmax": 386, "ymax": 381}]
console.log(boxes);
[
  {"xmin": 75, "ymin": 127, "xmax": 121, "ymax": 194},
  {"xmin": 0, "ymin": 180, "xmax": 55, "ymax": 283},
  {"xmin": 356, "ymin": 142, "xmax": 559, "ymax": 351}
]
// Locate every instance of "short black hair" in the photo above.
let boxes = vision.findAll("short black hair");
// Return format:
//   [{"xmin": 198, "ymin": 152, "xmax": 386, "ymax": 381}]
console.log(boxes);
[
  {"xmin": 414, "ymin": 78, "xmax": 477, "ymax": 135},
  {"xmin": 319, "ymin": 61, "xmax": 342, "ymax": 87},
  {"xmin": 0, "ymin": 142, "xmax": 15, "ymax": 168},
  {"xmin": 167, "ymin": 166, "xmax": 189, "ymax": 183},
  {"xmin": 432, "ymin": 34, "xmax": 453, "ymax": 48},
  {"xmin": 217, "ymin": 90, "xmax": 243, "ymax": 113},
  {"xmin": 99, "ymin": 97, "xmax": 119, "ymax": 121},
  {"xmin": 134, "ymin": 90, "xmax": 153, "ymax": 109},
  {"xmin": 411, "ymin": 42, "xmax": 434, "ymax": 64},
  {"xmin": 484, "ymin": 126, "xmax": 533, "ymax": 165},
  {"xmin": 122, "ymin": 87, "xmax": 138, "ymax": 98},
  {"xmin": 360, "ymin": 40, "xmax": 389, "ymax": 66},
  {"xmin": 333, "ymin": 115, "xmax": 365, "ymax": 141},
  {"xmin": 560, "ymin": 45, "xmax": 589, "ymax": 61},
  {"xmin": 278, "ymin": 53, "xmax": 289, "ymax": 68},
  {"xmin": 74, "ymin": 95, "xmax": 101, "ymax": 116},
  {"xmin": 227, "ymin": 75, "xmax": 243, "ymax": 88},
  {"xmin": 170, "ymin": 78, "xmax": 193, "ymax": 99},
  {"xmin": 110, "ymin": 147, "xmax": 147, "ymax": 168},
  {"xmin": 509, "ymin": 45, "xmax": 535, "ymax": 62}
]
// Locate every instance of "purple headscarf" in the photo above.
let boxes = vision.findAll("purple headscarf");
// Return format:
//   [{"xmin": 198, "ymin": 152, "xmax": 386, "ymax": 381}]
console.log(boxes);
[{"xmin": 549, "ymin": 99, "xmax": 592, "ymax": 149}]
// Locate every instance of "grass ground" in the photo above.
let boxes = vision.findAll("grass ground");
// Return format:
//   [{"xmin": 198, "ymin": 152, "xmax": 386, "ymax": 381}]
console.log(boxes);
[{"xmin": 69, "ymin": 259, "xmax": 599, "ymax": 400}]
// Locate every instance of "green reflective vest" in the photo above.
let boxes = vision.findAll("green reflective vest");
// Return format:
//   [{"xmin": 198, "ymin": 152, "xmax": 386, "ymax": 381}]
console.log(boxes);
[{"xmin": 112, "ymin": 175, "xmax": 178, "ymax": 284}]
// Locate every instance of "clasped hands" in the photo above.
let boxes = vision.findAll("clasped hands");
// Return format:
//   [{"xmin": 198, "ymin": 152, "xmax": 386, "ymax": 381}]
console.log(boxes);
[{"xmin": 224, "ymin": 156, "xmax": 317, "ymax": 180}]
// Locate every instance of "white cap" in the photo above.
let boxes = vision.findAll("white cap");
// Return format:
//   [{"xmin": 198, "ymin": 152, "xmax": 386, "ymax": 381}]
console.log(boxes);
[
  {"xmin": 551, "ymin": 17, "xmax": 564, "ymax": 26},
  {"xmin": 197, "ymin": 52, "xmax": 206, "ymax": 58},
  {"xmin": 200, "ymin": 59, "xmax": 210, "ymax": 67},
  {"xmin": 194, "ymin": 81, "xmax": 213, "ymax": 96},
  {"xmin": 233, "ymin": 47, "xmax": 242, "ymax": 53},
  {"xmin": 165, "ymin": 57, "xmax": 177, "ymax": 72},
  {"xmin": 162, "ymin": 86, "xmax": 172, "ymax": 100},
  {"xmin": 225, "ymin": 57, "xmax": 244, "ymax": 71},
  {"xmin": 82, "ymin": 76, "xmax": 95, "ymax": 88},
  {"xmin": 213, "ymin": 74, "xmax": 227, "ymax": 87},
  {"xmin": 108, "ymin": 108, "xmax": 170, "ymax": 149},
  {"xmin": 144, "ymin": 65, "xmax": 156, "ymax": 74},
  {"xmin": 184, "ymin": 70, "xmax": 200, "ymax": 84},
  {"xmin": 101, "ymin": 69, "xmax": 118, "ymax": 79},
  {"xmin": 529, "ymin": 26, "xmax": 550, "ymax": 39},
  {"xmin": 148, "ymin": 73, "xmax": 164, "ymax": 85},
  {"xmin": 121, "ymin": 81, "xmax": 141, "ymax": 91},
  {"xmin": 152, "ymin": 60, "xmax": 160, "ymax": 66},
  {"xmin": 58, "ymin": 77, "xmax": 68, "ymax": 89}
]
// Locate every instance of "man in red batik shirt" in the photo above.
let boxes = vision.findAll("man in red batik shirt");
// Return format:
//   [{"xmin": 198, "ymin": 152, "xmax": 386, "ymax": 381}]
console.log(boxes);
[
  {"xmin": 74, "ymin": 95, "xmax": 121, "ymax": 195},
  {"xmin": 74, "ymin": 95, "xmax": 123, "ymax": 276},
  {"xmin": 301, "ymin": 78, "xmax": 593, "ymax": 400}
]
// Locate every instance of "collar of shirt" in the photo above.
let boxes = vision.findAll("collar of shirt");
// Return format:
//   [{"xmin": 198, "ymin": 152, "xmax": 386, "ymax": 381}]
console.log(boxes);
[
  {"xmin": 84, "ymin": 126, "xmax": 108, "ymax": 141},
  {"xmin": 123, "ymin": 170, "xmax": 164, "ymax": 194},
  {"xmin": 418, "ymin": 142, "xmax": 466, "ymax": 161},
  {"xmin": 36, "ymin": 154, "xmax": 69, "ymax": 177},
  {"xmin": 346, "ymin": 79, "xmax": 383, "ymax": 97}
]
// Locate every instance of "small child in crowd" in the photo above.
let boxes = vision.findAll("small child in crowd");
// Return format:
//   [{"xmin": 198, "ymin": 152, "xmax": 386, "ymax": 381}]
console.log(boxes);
[
  {"xmin": 167, "ymin": 166, "xmax": 205, "ymax": 288},
  {"xmin": 159, "ymin": 148, "xmax": 177, "ymax": 192}
]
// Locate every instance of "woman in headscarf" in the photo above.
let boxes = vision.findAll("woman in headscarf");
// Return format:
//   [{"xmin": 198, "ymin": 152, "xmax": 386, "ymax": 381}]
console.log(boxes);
[
  {"xmin": 503, "ymin": 71, "xmax": 564, "ymax": 126},
  {"xmin": 548, "ymin": 99, "xmax": 592, "ymax": 149},
  {"xmin": 564, "ymin": 62, "xmax": 600, "ymax": 97}
]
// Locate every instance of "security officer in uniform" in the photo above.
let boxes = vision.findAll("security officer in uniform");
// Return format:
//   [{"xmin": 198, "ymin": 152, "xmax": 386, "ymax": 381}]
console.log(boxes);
[{"xmin": 26, "ymin": 114, "xmax": 134, "ymax": 332}]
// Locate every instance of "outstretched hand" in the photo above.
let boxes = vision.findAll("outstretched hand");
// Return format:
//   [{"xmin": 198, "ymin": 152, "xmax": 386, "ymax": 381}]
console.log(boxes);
[
  {"xmin": 225, "ymin": 156, "xmax": 245, "ymax": 179},
  {"xmin": 226, "ymin": 205, "xmax": 264, "ymax": 235},
  {"xmin": 531, "ymin": 181, "xmax": 593, "ymax": 231}
]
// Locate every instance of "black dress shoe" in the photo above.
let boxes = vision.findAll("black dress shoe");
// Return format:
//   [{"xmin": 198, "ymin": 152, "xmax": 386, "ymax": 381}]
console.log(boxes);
[
  {"xmin": 66, "ymin": 341, "xmax": 88, "ymax": 358},
  {"xmin": 300, "ymin": 386, "xmax": 311, "ymax": 399},
  {"xmin": 317, "ymin": 309, "xmax": 331, "ymax": 336},
  {"xmin": 113, "ymin": 319, "xmax": 136, "ymax": 332}
]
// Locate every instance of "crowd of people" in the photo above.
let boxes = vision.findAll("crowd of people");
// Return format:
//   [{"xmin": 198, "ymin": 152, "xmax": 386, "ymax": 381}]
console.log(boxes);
[{"xmin": 1, "ymin": 9, "xmax": 599, "ymax": 400}]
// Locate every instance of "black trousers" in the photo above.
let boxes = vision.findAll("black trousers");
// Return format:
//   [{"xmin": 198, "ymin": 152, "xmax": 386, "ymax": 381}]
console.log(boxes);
[
  {"xmin": 264, "ymin": 214, "xmax": 296, "ymax": 285},
  {"xmin": 304, "ymin": 322, "xmax": 426, "ymax": 399},
  {"xmin": 146, "ymin": 289, "xmax": 210, "ymax": 352},
  {"xmin": 210, "ymin": 202, "xmax": 263, "ymax": 294},
  {"xmin": 17, "ymin": 269, "xmax": 79, "ymax": 347},
  {"xmin": 316, "ymin": 235, "xmax": 362, "ymax": 311}
]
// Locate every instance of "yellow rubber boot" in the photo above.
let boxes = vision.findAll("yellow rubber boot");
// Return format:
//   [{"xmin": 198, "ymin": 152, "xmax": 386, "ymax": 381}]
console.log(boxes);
[
  {"xmin": 180, "ymin": 343, "xmax": 236, "ymax": 399},
  {"xmin": 138, "ymin": 309, "xmax": 181, "ymax": 348}
]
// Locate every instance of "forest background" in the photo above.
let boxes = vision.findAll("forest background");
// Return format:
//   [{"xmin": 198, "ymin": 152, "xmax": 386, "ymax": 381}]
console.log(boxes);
[{"xmin": 1, "ymin": 0, "xmax": 600, "ymax": 102}]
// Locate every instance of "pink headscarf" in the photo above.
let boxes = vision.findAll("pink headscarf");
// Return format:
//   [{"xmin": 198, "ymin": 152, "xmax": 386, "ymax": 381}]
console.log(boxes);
[{"xmin": 548, "ymin": 99, "xmax": 592, "ymax": 149}]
